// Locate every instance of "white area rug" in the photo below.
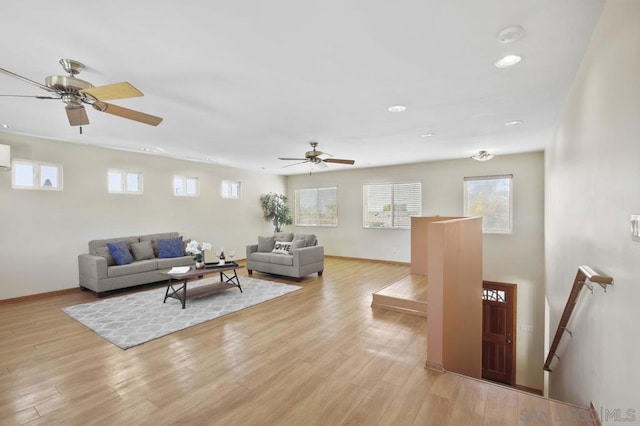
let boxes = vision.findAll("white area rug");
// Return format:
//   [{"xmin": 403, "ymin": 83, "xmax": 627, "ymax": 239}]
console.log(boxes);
[{"xmin": 62, "ymin": 277, "xmax": 301, "ymax": 349}]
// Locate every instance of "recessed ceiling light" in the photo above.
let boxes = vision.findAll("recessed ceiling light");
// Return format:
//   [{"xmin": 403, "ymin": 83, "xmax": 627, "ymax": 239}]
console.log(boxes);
[
  {"xmin": 421, "ymin": 133, "xmax": 436, "ymax": 138},
  {"xmin": 471, "ymin": 150, "xmax": 494, "ymax": 161},
  {"xmin": 505, "ymin": 120, "xmax": 523, "ymax": 127},
  {"xmin": 1, "ymin": 124, "xmax": 8, "ymax": 129},
  {"xmin": 140, "ymin": 147, "xmax": 152, "ymax": 152},
  {"xmin": 497, "ymin": 25, "xmax": 526, "ymax": 44},
  {"xmin": 495, "ymin": 54, "xmax": 522, "ymax": 68},
  {"xmin": 388, "ymin": 105, "xmax": 407, "ymax": 112}
]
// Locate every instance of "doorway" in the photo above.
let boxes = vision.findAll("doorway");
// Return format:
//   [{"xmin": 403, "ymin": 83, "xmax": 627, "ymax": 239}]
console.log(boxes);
[{"xmin": 482, "ymin": 281, "xmax": 517, "ymax": 386}]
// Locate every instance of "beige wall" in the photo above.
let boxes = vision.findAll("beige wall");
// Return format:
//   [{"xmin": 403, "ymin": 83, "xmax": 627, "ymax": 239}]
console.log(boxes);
[
  {"xmin": 545, "ymin": 0, "xmax": 640, "ymax": 414},
  {"xmin": 287, "ymin": 151, "xmax": 545, "ymax": 390},
  {"xmin": 0, "ymin": 133, "xmax": 286, "ymax": 300}
]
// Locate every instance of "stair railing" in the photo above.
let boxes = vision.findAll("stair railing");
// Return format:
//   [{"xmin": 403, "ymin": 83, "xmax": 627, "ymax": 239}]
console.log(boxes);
[{"xmin": 544, "ymin": 265, "xmax": 613, "ymax": 372}]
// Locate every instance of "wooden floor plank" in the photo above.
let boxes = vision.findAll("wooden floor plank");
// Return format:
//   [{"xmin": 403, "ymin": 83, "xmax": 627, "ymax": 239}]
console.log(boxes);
[{"xmin": 0, "ymin": 257, "xmax": 591, "ymax": 425}]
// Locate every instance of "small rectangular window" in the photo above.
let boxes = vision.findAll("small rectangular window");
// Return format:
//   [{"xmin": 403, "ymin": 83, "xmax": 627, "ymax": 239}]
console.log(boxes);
[
  {"xmin": 464, "ymin": 174, "xmax": 513, "ymax": 234},
  {"xmin": 174, "ymin": 176, "xmax": 199, "ymax": 196},
  {"xmin": 363, "ymin": 182, "xmax": 421, "ymax": 229},
  {"xmin": 12, "ymin": 160, "xmax": 63, "ymax": 190},
  {"xmin": 295, "ymin": 186, "xmax": 338, "ymax": 227},
  {"xmin": 222, "ymin": 180, "xmax": 241, "ymax": 199},
  {"xmin": 108, "ymin": 169, "xmax": 143, "ymax": 194}
]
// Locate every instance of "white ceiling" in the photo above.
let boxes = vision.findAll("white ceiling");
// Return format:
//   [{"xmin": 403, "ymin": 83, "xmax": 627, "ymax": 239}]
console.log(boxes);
[{"xmin": 0, "ymin": 1, "xmax": 601, "ymax": 175}]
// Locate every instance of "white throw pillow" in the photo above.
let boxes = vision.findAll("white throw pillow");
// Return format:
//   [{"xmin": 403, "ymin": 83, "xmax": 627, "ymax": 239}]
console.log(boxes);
[{"xmin": 272, "ymin": 241, "xmax": 292, "ymax": 255}]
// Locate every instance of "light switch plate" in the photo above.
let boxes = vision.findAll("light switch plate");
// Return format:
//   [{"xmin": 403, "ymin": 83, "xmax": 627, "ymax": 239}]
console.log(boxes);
[{"xmin": 631, "ymin": 215, "xmax": 640, "ymax": 240}]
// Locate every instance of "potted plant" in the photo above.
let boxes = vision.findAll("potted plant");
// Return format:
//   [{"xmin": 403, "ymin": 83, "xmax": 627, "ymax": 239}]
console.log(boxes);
[{"xmin": 260, "ymin": 193, "xmax": 293, "ymax": 232}]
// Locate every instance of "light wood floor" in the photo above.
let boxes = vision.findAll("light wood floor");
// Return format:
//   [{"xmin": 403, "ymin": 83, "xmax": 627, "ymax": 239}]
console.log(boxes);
[{"xmin": 0, "ymin": 257, "xmax": 592, "ymax": 425}]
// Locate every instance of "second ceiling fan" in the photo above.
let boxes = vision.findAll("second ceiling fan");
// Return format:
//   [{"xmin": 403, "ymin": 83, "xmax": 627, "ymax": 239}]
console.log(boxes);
[{"xmin": 279, "ymin": 141, "xmax": 355, "ymax": 169}]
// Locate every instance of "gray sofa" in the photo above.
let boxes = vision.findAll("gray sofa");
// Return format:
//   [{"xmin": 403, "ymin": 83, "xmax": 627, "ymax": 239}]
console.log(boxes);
[
  {"xmin": 78, "ymin": 232, "xmax": 194, "ymax": 296},
  {"xmin": 246, "ymin": 232, "xmax": 324, "ymax": 281}
]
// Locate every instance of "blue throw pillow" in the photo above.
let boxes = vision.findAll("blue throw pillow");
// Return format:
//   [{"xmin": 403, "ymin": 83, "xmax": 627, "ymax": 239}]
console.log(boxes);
[
  {"xmin": 106, "ymin": 242, "xmax": 134, "ymax": 266},
  {"xmin": 158, "ymin": 236, "xmax": 184, "ymax": 258}
]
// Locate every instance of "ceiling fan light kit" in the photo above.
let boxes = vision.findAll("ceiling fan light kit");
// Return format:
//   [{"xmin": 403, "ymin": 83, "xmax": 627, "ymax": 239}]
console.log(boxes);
[
  {"xmin": 0, "ymin": 59, "xmax": 163, "ymax": 127},
  {"xmin": 471, "ymin": 150, "xmax": 494, "ymax": 161},
  {"xmin": 0, "ymin": 144, "xmax": 10, "ymax": 171}
]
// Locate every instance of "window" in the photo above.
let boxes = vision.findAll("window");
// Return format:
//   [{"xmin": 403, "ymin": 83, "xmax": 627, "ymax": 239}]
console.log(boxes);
[
  {"xmin": 174, "ymin": 176, "xmax": 199, "ymax": 196},
  {"xmin": 464, "ymin": 174, "xmax": 513, "ymax": 234},
  {"xmin": 11, "ymin": 159, "xmax": 63, "ymax": 190},
  {"xmin": 221, "ymin": 180, "xmax": 241, "ymax": 199},
  {"xmin": 483, "ymin": 289, "xmax": 507, "ymax": 302},
  {"xmin": 363, "ymin": 182, "xmax": 421, "ymax": 229},
  {"xmin": 295, "ymin": 186, "xmax": 338, "ymax": 227},
  {"xmin": 108, "ymin": 169, "xmax": 143, "ymax": 194}
]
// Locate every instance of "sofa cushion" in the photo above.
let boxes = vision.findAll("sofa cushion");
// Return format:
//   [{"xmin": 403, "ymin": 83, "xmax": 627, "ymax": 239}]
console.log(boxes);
[
  {"xmin": 140, "ymin": 232, "xmax": 181, "ymax": 256},
  {"xmin": 272, "ymin": 241, "xmax": 292, "ymax": 255},
  {"xmin": 258, "ymin": 236, "xmax": 276, "ymax": 252},
  {"xmin": 157, "ymin": 256, "xmax": 194, "ymax": 269},
  {"xmin": 131, "ymin": 241, "xmax": 155, "ymax": 261},
  {"xmin": 269, "ymin": 253, "xmax": 294, "ymax": 266},
  {"xmin": 293, "ymin": 234, "xmax": 317, "ymax": 247},
  {"xmin": 94, "ymin": 246, "xmax": 116, "ymax": 266},
  {"xmin": 289, "ymin": 239, "xmax": 305, "ymax": 253},
  {"xmin": 273, "ymin": 232, "xmax": 294, "ymax": 242},
  {"xmin": 89, "ymin": 236, "xmax": 139, "ymax": 255},
  {"xmin": 158, "ymin": 236, "xmax": 184, "ymax": 258},
  {"xmin": 106, "ymin": 242, "xmax": 134, "ymax": 265},
  {"xmin": 107, "ymin": 259, "xmax": 157, "ymax": 278}
]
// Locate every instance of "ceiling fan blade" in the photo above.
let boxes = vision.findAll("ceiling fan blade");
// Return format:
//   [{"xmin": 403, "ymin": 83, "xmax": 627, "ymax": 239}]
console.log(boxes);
[
  {"xmin": 278, "ymin": 157, "xmax": 307, "ymax": 161},
  {"xmin": 0, "ymin": 67, "xmax": 59, "ymax": 93},
  {"xmin": 283, "ymin": 160, "xmax": 310, "ymax": 168},
  {"xmin": 324, "ymin": 158, "xmax": 355, "ymax": 165},
  {"xmin": 81, "ymin": 82, "xmax": 143, "ymax": 101},
  {"xmin": 93, "ymin": 101, "xmax": 163, "ymax": 126},
  {"xmin": 66, "ymin": 106, "xmax": 90, "ymax": 126}
]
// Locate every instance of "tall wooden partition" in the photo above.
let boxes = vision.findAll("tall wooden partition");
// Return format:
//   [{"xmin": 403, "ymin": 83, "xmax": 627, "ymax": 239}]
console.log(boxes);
[
  {"xmin": 420, "ymin": 217, "xmax": 483, "ymax": 379},
  {"xmin": 410, "ymin": 216, "xmax": 459, "ymax": 275}
]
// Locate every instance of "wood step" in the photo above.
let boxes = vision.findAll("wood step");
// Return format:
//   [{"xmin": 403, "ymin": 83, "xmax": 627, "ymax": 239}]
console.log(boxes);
[{"xmin": 371, "ymin": 274, "xmax": 428, "ymax": 317}]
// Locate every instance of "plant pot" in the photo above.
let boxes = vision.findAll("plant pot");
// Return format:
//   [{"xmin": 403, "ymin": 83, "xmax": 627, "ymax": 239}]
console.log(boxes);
[{"xmin": 195, "ymin": 261, "xmax": 205, "ymax": 269}]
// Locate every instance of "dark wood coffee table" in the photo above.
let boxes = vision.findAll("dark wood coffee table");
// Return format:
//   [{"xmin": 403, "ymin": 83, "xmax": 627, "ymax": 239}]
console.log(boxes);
[{"xmin": 162, "ymin": 262, "xmax": 244, "ymax": 309}]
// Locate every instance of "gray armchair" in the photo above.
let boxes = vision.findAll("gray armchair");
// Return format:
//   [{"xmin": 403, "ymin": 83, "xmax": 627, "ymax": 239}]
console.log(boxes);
[{"xmin": 246, "ymin": 233, "xmax": 324, "ymax": 280}]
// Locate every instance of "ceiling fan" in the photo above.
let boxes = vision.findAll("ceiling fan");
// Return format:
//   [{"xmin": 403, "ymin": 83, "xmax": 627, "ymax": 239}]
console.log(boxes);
[
  {"xmin": 278, "ymin": 141, "xmax": 355, "ymax": 169},
  {"xmin": 0, "ymin": 59, "xmax": 162, "ymax": 127}
]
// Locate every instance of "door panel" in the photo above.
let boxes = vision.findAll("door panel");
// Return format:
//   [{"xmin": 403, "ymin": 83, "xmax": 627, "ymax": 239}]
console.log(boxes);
[{"xmin": 482, "ymin": 281, "xmax": 516, "ymax": 385}]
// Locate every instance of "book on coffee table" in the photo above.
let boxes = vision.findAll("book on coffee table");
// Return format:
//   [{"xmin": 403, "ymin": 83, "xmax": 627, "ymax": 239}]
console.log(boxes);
[{"xmin": 168, "ymin": 266, "xmax": 190, "ymax": 274}]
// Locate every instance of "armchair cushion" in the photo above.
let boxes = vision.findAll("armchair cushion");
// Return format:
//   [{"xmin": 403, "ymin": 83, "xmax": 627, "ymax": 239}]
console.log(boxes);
[
  {"xmin": 289, "ymin": 239, "xmax": 305, "ymax": 253},
  {"xmin": 293, "ymin": 234, "xmax": 317, "ymax": 247},
  {"xmin": 258, "ymin": 235, "xmax": 276, "ymax": 252},
  {"xmin": 272, "ymin": 241, "xmax": 292, "ymax": 254},
  {"xmin": 273, "ymin": 232, "xmax": 294, "ymax": 242}
]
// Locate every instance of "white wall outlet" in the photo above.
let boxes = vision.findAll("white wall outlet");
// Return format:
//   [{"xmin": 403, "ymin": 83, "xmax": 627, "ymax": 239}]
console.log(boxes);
[{"xmin": 631, "ymin": 215, "xmax": 640, "ymax": 240}]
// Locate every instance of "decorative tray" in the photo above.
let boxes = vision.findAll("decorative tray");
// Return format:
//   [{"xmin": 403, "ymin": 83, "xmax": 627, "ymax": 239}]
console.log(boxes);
[{"xmin": 204, "ymin": 261, "xmax": 238, "ymax": 268}]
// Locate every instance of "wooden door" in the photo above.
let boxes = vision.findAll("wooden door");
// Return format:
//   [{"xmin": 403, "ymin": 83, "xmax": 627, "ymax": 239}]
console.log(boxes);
[{"xmin": 482, "ymin": 281, "xmax": 516, "ymax": 385}]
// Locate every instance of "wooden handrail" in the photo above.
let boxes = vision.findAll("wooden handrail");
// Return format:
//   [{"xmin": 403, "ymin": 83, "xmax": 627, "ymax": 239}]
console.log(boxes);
[{"xmin": 544, "ymin": 265, "xmax": 613, "ymax": 372}]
